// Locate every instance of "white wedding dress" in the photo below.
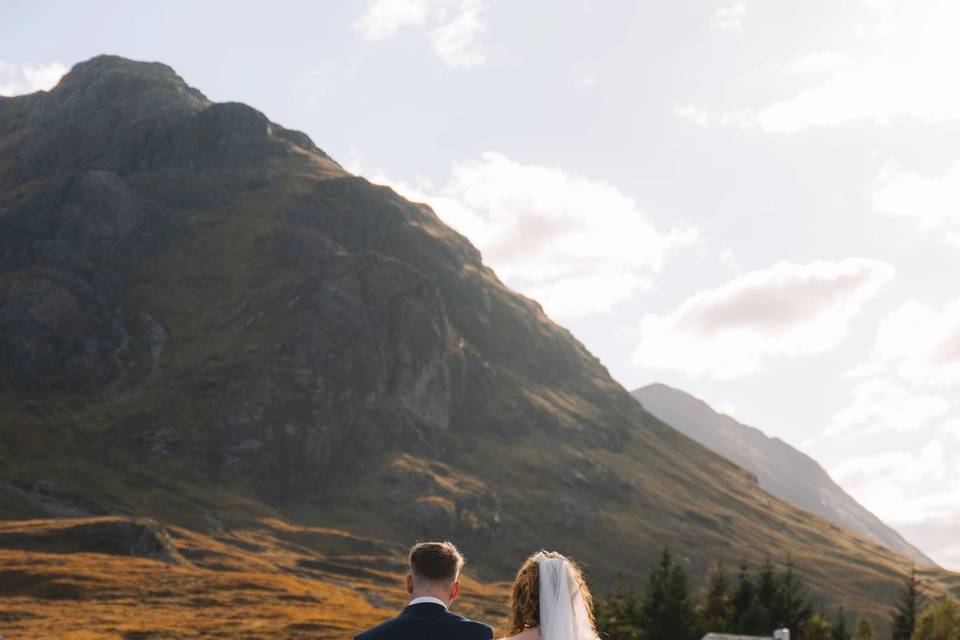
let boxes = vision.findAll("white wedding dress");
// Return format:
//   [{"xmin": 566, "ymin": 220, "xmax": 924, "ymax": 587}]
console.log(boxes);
[{"xmin": 502, "ymin": 553, "xmax": 600, "ymax": 640}]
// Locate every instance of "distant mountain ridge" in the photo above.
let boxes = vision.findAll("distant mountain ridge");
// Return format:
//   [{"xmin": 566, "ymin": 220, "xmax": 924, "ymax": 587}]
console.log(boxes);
[{"xmin": 633, "ymin": 383, "xmax": 934, "ymax": 566}]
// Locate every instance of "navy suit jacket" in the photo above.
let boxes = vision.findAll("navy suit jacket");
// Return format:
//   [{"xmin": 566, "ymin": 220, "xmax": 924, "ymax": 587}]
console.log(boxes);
[{"xmin": 355, "ymin": 603, "xmax": 493, "ymax": 640}]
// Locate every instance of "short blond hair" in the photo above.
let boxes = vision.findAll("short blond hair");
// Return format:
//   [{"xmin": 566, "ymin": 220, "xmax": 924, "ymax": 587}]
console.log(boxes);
[{"xmin": 409, "ymin": 541, "xmax": 465, "ymax": 585}]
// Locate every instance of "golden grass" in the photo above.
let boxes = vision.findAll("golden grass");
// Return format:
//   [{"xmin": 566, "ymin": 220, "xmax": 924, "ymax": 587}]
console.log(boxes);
[{"xmin": 0, "ymin": 517, "xmax": 509, "ymax": 639}]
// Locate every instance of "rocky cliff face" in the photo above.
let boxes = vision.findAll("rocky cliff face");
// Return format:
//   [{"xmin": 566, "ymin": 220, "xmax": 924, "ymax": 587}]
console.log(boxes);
[
  {"xmin": 0, "ymin": 57, "xmax": 329, "ymax": 392},
  {"xmin": 0, "ymin": 517, "xmax": 181, "ymax": 563},
  {"xmin": 0, "ymin": 56, "xmax": 956, "ymax": 615},
  {"xmin": 0, "ymin": 55, "xmax": 627, "ymax": 506}
]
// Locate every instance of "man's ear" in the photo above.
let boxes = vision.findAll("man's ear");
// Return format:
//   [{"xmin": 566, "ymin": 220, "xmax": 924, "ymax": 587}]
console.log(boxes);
[
  {"xmin": 406, "ymin": 574, "xmax": 414, "ymax": 595},
  {"xmin": 449, "ymin": 580, "xmax": 461, "ymax": 602}
]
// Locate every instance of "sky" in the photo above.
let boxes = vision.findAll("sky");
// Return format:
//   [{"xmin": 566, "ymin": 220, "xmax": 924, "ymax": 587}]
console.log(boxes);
[{"xmin": 3, "ymin": 0, "xmax": 960, "ymax": 570}]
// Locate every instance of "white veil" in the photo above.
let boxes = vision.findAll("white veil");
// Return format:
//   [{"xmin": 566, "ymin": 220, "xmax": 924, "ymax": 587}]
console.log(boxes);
[{"xmin": 537, "ymin": 552, "xmax": 600, "ymax": 640}]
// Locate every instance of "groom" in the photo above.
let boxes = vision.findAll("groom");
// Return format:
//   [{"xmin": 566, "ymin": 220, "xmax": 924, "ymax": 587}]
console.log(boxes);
[{"xmin": 355, "ymin": 541, "xmax": 493, "ymax": 640}]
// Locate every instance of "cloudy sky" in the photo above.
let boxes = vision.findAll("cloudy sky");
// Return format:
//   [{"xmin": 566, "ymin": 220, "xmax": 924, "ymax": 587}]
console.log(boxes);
[{"xmin": 4, "ymin": 0, "xmax": 960, "ymax": 569}]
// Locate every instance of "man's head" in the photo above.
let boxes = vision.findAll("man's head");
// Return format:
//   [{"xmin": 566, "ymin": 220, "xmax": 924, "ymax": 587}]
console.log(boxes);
[{"xmin": 406, "ymin": 541, "xmax": 465, "ymax": 605}]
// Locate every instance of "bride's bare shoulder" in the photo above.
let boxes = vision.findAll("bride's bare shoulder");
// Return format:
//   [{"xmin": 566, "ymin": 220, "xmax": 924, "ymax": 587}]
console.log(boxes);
[{"xmin": 497, "ymin": 629, "xmax": 540, "ymax": 640}]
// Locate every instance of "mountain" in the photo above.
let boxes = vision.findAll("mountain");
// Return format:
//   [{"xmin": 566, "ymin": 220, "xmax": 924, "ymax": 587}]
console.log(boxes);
[
  {"xmin": 1, "ymin": 56, "xmax": 958, "ymax": 636},
  {"xmin": 633, "ymin": 383, "xmax": 933, "ymax": 565}
]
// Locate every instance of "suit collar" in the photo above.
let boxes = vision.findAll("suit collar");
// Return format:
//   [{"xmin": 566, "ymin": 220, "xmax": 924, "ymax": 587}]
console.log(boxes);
[
  {"xmin": 408, "ymin": 596, "xmax": 448, "ymax": 608},
  {"xmin": 402, "ymin": 602, "xmax": 449, "ymax": 616}
]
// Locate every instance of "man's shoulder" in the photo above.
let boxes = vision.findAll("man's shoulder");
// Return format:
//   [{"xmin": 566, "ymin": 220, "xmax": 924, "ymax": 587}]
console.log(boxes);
[
  {"xmin": 353, "ymin": 615, "xmax": 403, "ymax": 640},
  {"xmin": 405, "ymin": 608, "xmax": 492, "ymax": 638},
  {"xmin": 443, "ymin": 610, "xmax": 494, "ymax": 638},
  {"xmin": 354, "ymin": 609, "xmax": 492, "ymax": 640}
]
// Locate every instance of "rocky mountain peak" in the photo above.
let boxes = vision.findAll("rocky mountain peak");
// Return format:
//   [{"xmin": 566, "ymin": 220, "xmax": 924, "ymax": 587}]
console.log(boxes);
[
  {"xmin": 44, "ymin": 54, "xmax": 211, "ymax": 116},
  {"xmin": 1, "ymin": 55, "xmax": 325, "ymax": 186}
]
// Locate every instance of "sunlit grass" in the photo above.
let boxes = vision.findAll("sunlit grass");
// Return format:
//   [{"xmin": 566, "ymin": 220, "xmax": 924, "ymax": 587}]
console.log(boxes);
[{"xmin": 0, "ymin": 517, "xmax": 509, "ymax": 639}]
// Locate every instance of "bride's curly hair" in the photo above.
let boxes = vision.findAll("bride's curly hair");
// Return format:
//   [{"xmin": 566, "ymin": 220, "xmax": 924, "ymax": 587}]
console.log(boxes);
[{"xmin": 506, "ymin": 551, "xmax": 597, "ymax": 635}]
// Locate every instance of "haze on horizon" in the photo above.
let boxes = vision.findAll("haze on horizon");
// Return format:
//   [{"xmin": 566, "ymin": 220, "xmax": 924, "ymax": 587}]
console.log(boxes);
[{"xmin": 3, "ymin": 0, "xmax": 959, "ymax": 570}]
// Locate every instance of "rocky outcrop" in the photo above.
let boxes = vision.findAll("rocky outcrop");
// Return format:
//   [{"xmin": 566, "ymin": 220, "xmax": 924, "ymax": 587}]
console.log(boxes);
[
  {"xmin": 0, "ymin": 57, "xmax": 332, "ymax": 392},
  {"xmin": 2, "ymin": 56, "xmax": 325, "ymax": 185},
  {"xmin": 0, "ymin": 518, "xmax": 181, "ymax": 564},
  {"xmin": 0, "ymin": 56, "xmax": 539, "ymax": 497}
]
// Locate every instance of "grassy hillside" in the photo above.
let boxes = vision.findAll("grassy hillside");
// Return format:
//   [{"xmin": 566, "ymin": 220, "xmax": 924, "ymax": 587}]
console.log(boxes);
[
  {"xmin": 1, "ymin": 56, "xmax": 958, "ymax": 637},
  {"xmin": 0, "ymin": 517, "xmax": 508, "ymax": 639}
]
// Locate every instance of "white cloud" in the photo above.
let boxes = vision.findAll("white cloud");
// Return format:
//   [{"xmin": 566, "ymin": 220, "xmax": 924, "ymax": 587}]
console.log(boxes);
[
  {"xmin": 359, "ymin": 151, "xmax": 697, "ymax": 320},
  {"xmin": 675, "ymin": 105, "xmax": 714, "ymax": 127},
  {"xmin": 940, "ymin": 418, "xmax": 960, "ymax": 444},
  {"xmin": 870, "ymin": 298, "xmax": 960, "ymax": 387},
  {"xmin": 831, "ymin": 439, "xmax": 960, "ymax": 527},
  {"xmin": 674, "ymin": 104, "xmax": 754, "ymax": 128},
  {"xmin": 428, "ymin": 0, "xmax": 487, "ymax": 68},
  {"xmin": 353, "ymin": 0, "xmax": 434, "ymax": 41},
  {"xmin": 716, "ymin": 401, "xmax": 737, "ymax": 416},
  {"xmin": 684, "ymin": 1, "xmax": 960, "ymax": 133},
  {"xmin": 896, "ymin": 511, "xmax": 960, "ymax": 569},
  {"xmin": 825, "ymin": 295, "xmax": 960, "ymax": 568},
  {"xmin": 756, "ymin": 1, "xmax": 960, "ymax": 132},
  {"xmin": 713, "ymin": 1, "xmax": 747, "ymax": 31},
  {"xmin": 938, "ymin": 543, "xmax": 960, "ymax": 569},
  {"xmin": 825, "ymin": 297, "xmax": 960, "ymax": 438},
  {"xmin": 353, "ymin": 0, "xmax": 489, "ymax": 68},
  {"xmin": 576, "ymin": 75, "xmax": 597, "ymax": 90},
  {"xmin": 631, "ymin": 259, "xmax": 895, "ymax": 379},
  {"xmin": 0, "ymin": 61, "xmax": 67, "ymax": 96},
  {"xmin": 826, "ymin": 377, "xmax": 950, "ymax": 436},
  {"xmin": 719, "ymin": 249, "xmax": 741, "ymax": 271},
  {"xmin": 830, "ymin": 434, "xmax": 960, "ymax": 569},
  {"xmin": 787, "ymin": 50, "xmax": 852, "ymax": 74},
  {"xmin": 871, "ymin": 159, "xmax": 960, "ymax": 247}
]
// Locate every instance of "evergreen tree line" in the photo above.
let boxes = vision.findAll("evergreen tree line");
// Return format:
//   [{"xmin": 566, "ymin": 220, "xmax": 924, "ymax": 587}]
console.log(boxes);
[
  {"xmin": 888, "ymin": 569, "xmax": 960, "ymax": 640},
  {"xmin": 594, "ymin": 552, "xmax": 960, "ymax": 640}
]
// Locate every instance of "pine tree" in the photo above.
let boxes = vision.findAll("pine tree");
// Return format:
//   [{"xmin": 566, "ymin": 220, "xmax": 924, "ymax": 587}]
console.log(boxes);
[
  {"xmin": 732, "ymin": 561, "xmax": 753, "ymax": 615},
  {"xmin": 638, "ymin": 549, "xmax": 701, "ymax": 640},
  {"xmin": 832, "ymin": 606, "xmax": 851, "ymax": 640},
  {"xmin": 738, "ymin": 557, "xmax": 776, "ymax": 634},
  {"xmin": 891, "ymin": 568, "xmax": 923, "ymax": 640},
  {"xmin": 668, "ymin": 556, "xmax": 703, "ymax": 639},
  {"xmin": 701, "ymin": 562, "xmax": 735, "ymax": 633},
  {"xmin": 732, "ymin": 560, "xmax": 758, "ymax": 634},
  {"xmin": 775, "ymin": 556, "xmax": 815, "ymax": 633},
  {"xmin": 639, "ymin": 552, "xmax": 670, "ymax": 638},
  {"xmin": 853, "ymin": 618, "xmax": 875, "ymax": 640},
  {"xmin": 756, "ymin": 557, "xmax": 778, "ymax": 605}
]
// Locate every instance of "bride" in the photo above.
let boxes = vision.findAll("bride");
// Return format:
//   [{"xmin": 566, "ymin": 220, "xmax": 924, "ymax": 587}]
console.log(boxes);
[{"xmin": 498, "ymin": 551, "xmax": 601, "ymax": 640}]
